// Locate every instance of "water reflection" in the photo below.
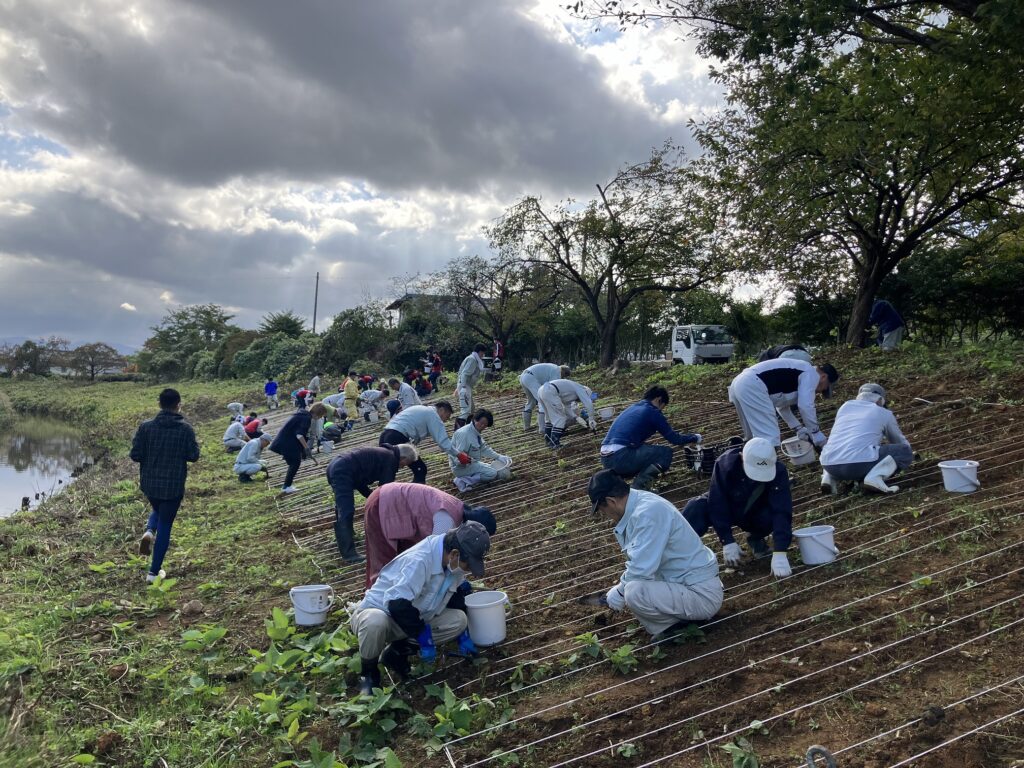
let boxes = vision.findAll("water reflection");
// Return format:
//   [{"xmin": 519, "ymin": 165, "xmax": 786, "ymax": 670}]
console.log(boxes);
[{"xmin": 1, "ymin": 417, "xmax": 89, "ymax": 518}]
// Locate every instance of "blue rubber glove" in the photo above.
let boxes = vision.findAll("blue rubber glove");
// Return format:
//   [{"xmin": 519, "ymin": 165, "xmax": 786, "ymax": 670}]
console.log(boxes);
[
  {"xmin": 456, "ymin": 580, "xmax": 473, "ymax": 597},
  {"xmin": 417, "ymin": 625, "xmax": 436, "ymax": 663},
  {"xmin": 454, "ymin": 629, "xmax": 478, "ymax": 657}
]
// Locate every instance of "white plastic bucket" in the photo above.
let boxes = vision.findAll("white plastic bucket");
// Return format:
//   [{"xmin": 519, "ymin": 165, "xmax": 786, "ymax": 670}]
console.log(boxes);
[
  {"xmin": 289, "ymin": 584, "xmax": 334, "ymax": 625},
  {"xmin": 598, "ymin": 407, "xmax": 614, "ymax": 421},
  {"xmin": 781, "ymin": 437, "xmax": 816, "ymax": 466},
  {"xmin": 793, "ymin": 525, "xmax": 838, "ymax": 565},
  {"xmin": 938, "ymin": 460, "xmax": 980, "ymax": 493},
  {"xmin": 490, "ymin": 456, "xmax": 513, "ymax": 471},
  {"xmin": 367, "ymin": 410, "xmax": 379, "ymax": 423},
  {"xmin": 464, "ymin": 590, "xmax": 510, "ymax": 646}
]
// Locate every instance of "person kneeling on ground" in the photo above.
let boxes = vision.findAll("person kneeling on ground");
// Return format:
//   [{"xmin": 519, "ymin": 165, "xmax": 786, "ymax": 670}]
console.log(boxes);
[
  {"xmin": 587, "ymin": 470, "xmax": 723, "ymax": 638},
  {"xmin": 449, "ymin": 408, "xmax": 511, "ymax": 492},
  {"xmin": 326, "ymin": 444, "xmax": 419, "ymax": 563},
  {"xmin": 820, "ymin": 383, "xmax": 912, "ymax": 495},
  {"xmin": 600, "ymin": 385, "xmax": 701, "ymax": 490},
  {"xmin": 682, "ymin": 437, "xmax": 795, "ymax": 578},
  {"xmin": 222, "ymin": 417, "xmax": 250, "ymax": 452},
  {"xmin": 350, "ymin": 521, "xmax": 491, "ymax": 694},
  {"xmin": 364, "ymin": 482, "xmax": 496, "ymax": 587},
  {"xmin": 378, "ymin": 402, "xmax": 470, "ymax": 484},
  {"xmin": 234, "ymin": 432, "xmax": 273, "ymax": 482}
]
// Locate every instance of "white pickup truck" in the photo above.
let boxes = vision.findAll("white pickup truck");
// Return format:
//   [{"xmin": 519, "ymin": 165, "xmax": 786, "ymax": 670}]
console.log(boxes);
[{"xmin": 671, "ymin": 324, "xmax": 735, "ymax": 365}]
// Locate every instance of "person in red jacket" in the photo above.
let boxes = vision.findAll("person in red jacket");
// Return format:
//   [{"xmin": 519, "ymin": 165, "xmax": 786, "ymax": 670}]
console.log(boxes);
[{"xmin": 363, "ymin": 482, "xmax": 496, "ymax": 587}]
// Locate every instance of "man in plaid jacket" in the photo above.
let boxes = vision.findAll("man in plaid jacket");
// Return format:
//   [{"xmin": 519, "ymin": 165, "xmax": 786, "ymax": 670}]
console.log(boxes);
[{"xmin": 130, "ymin": 388, "xmax": 201, "ymax": 583}]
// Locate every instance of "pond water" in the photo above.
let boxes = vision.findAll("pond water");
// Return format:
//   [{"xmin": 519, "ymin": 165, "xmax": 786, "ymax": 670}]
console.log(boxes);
[{"xmin": 0, "ymin": 417, "xmax": 90, "ymax": 518}]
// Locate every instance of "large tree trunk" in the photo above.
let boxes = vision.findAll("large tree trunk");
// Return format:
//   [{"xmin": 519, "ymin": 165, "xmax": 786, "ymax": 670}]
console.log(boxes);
[{"xmin": 598, "ymin": 317, "xmax": 619, "ymax": 368}]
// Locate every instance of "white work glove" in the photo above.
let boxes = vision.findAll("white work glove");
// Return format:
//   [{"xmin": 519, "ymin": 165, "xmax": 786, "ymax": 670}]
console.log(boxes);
[
  {"xmin": 771, "ymin": 552, "xmax": 792, "ymax": 578},
  {"xmin": 605, "ymin": 584, "xmax": 626, "ymax": 612},
  {"xmin": 722, "ymin": 542, "xmax": 742, "ymax": 566},
  {"xmin": 690, "ymin": 433, "xmax": 702, "ymax": 444},
  {"xmin": 587, "ymin": 418, "xmax": 598, "ymax": 431},
  {"xmin": 575, "ymin": 415, "xmax": 589, "ymax": 429},
  {"xmin": 810, "ymin": 430, "xmax": 827, "ymax": 448},
  {"xmin": 796, "ymin": 426, "xmax": 811, "ymax": 442}
]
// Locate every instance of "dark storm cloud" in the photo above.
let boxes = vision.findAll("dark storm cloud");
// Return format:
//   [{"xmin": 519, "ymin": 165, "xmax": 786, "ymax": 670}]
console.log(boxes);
[{"xmin": 0, "ymin": 0, "xmax": 671, "ymax": 193}]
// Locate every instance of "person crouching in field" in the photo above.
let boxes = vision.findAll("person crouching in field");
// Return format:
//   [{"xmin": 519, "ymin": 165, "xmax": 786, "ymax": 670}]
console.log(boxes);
[
  {"xmin": 820, "ymin": 383, "xmax": 913, "ymax": 495},
  {"xmin": 235, "ymin": 432, "xmax": 273, "ymax": 483},
  {"xmin": 588, "ymin": 470, "xmax": 723, "ymax": 638}
]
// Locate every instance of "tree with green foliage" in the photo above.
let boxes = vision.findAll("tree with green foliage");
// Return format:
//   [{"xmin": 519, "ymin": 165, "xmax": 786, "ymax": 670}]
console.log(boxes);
[
  {"xmin": 258, "ymin": 310, "xmax": 306, "ymax": 339},
  {"xmin": 68, "ymin": 342, "xmax": 125, "ymax": 380},
  {"xmin": 490, "ymin": 147, "xmax": 735, "ymax": 367},
  {"xmin": 574, "ymin": 0, "xmax": 1024, "ymax": 62},
  {"xmin": 233, "ymin": 332, "xmax": 318, "ymax": 379},
  {"xmin": 432, "ymin": 252, "xmax": 561, "ymax": 359},
  {"xmin": 314, "ymin": 304, "xmax": 393, "ymax": 373},
  {"xmin": 137, "ymin": 304, "xmax": 238, "ymax": 378},
  {"xmin": 697, "ymin": 37, "xmax": 1024, "ymax": 345}
]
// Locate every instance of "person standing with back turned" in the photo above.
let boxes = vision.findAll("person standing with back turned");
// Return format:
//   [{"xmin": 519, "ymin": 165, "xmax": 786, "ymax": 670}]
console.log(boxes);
[{"xmin": 130, "ymin": 388, "xmax": 201, "ymax": 584}]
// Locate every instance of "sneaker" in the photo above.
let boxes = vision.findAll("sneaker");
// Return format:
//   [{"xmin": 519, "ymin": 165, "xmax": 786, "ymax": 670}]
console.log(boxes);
[
  {"xmin": 146, "ymin": 569, "xmax": 166, "ymax": 584},
  {"xmin": 280, "ymin": 486, "xmax": 298, "ymax": 495},
  {"xmin": 139, "ymin": 529, "xmax": 155, "ymax": 556}
]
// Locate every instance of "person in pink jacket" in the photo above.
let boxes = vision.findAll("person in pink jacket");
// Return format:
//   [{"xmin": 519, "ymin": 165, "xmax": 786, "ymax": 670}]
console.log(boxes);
[{"xmin": 363, "ymin": 482, "xmax": 496, "ymax": 587}]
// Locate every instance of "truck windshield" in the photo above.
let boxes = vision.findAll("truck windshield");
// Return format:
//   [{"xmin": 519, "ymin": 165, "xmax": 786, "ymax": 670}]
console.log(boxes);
[{"xmin": 695, "ymin": 327, "xmax": 731, "ymax": 343}]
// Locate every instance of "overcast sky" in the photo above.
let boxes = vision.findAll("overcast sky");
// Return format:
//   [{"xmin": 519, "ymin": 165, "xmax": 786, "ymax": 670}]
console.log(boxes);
[{"xmin": 0, "ymin": 0, "xmax": 722, "ymax": 347}]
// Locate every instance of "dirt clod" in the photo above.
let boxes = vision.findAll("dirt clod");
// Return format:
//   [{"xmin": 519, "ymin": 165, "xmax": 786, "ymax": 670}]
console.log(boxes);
[
  {"xmin": 864, "ymin": 702, "xmax": 888, "ymax": 718},
  {"xmin": 106, "ymin": 663, "xmax": 128, "ymax": 681},
  {"xmin": 181, "ymin": 599, "xmax": 204, "ymax": 616}
]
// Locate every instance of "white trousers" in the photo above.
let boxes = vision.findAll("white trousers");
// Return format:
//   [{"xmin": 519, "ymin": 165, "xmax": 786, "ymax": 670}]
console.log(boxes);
[
  {"xmin": 458, "ymin": 387, "xmax": 474, "ymax": 419},
  {"xmin": 350, "ymin": 606, "xmax": 467, "ymax": 660},
  {"xmin": 624, "ymin": 577, "xmax": 724, "ymax": 635},
  {"xmin": 537, "ymin": 384, "xmax": 570, "ymax": 430},
  {"xmin": 728, "ymin": 374, "xmax": 783, "ymax": 446}
]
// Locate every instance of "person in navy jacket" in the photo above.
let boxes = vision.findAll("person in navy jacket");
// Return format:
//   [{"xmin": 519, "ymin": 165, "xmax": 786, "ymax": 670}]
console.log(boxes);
[
  {"xmin": 600, "ymin": 386, "xmax": 701, "ymax": 490},
  {"xmin": 682, "ymin": 438, "xmax": 795, "ymax": 578},
  {"xmin": 868, "ymin": 299, "xmax": 906, "ymax": 350}
]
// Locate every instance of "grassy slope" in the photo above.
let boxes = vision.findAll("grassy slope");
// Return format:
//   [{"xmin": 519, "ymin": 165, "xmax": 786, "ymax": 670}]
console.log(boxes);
[
  {"xmin": 0, "ymin": 379, "xmax": 324, "ymax": 768},
  {"xmin": 1, "ymin": 343, "xmax": 1022, "ymax": 768}
]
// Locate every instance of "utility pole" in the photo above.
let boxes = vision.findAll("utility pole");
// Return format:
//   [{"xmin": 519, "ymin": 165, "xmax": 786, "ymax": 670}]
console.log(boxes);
[{"xmin": 312, "ymin": 271, "xmax": 319, "ymax": 333}]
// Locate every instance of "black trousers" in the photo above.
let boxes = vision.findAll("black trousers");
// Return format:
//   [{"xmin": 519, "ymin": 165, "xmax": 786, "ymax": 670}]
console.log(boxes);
[
  {"xmin": 282, "ymin": 453, "xmax": 302, "ymax": 488},
  {"xmin": 378, "ymin": 429, "xmax": 427, "ymax": 483}
]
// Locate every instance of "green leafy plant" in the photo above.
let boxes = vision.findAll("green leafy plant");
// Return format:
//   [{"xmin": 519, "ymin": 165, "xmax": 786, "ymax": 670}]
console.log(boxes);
[
  {"xmin": 573, "ymin": 631, "xmax": 602, "ymax": 658},
  {"xmin": 552, "ymin": 520, "xmax": 568, "ymax": 535},
  {"xmin": 604, "ymin": 643, "xmax": 639, "ymax": 675},
  {"xmin": 616, "ymin": 742, "xmax": 640, "ymax": 757},
  {"xmin": 87, "ymin": 561, "xmax": 117, "ymax": 574}
]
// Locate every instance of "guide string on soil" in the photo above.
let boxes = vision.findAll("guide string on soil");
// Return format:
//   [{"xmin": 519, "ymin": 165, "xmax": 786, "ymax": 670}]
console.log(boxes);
[
  {"xmin": 556, "ymin": 600, "xmax": 1024, "ymax": 768},
  {"xmin": 445, "ymin": 562, "xmax": 1024, "ymax": 763}
]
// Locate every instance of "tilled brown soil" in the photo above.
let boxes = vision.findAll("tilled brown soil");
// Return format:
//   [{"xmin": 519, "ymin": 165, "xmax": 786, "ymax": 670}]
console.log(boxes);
[{"xmin": 262, "ymin": 349, "xmax": 1024, "ymax": 767}]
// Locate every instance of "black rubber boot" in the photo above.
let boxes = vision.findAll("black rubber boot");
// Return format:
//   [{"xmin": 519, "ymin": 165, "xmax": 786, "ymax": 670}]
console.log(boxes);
[
  {"xmin": 631, "ymin": 464, "xmax": 662, "ymax": 491},
  {"xmin": 380, "ymin": 640, "xmax": 414, "ymax": 681},
  {"xmin": 747, "ymin": 535, "xmax": 771, "ymax": 559},
  {"xmin": 337, "ymin": 521, "xmax": 366, "ymax": 564},
  {"xmin": 358, "ymin": 657, "xmax": 381, "ymax": 695},
  {"xmin": 454, "ymin": 417, "xmax": 467, "ymax": 430}
]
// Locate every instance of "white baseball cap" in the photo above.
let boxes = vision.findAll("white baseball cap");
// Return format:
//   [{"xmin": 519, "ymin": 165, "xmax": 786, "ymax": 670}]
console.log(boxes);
[{"xmin": 742, "ymin": 437, "xmax": 777, "ymax": 482}]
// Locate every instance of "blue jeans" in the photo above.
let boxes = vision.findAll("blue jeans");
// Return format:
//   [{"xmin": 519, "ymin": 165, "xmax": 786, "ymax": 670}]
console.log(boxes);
[
  {"xmin": 601, "ymin": 444, "xmax": 674, "ymax": 478},
  {"xmin": 145, "ymin": 495, "xmax": 183, "ymax": 576}
]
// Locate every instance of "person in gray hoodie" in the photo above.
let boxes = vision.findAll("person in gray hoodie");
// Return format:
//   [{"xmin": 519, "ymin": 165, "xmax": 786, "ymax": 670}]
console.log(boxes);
[{"xmin": 130, "ymin": 388, "xmax": 201, "ymax": 583}]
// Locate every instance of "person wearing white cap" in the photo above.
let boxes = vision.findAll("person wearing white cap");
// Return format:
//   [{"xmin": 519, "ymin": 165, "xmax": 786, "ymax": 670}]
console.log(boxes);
[
  {"xmin": 587, "ymin": 470, "xmax": 723, "ymax": 636},
  {"xmin": 537, "ymin": 377, "xmax": 597, "ymax": 448},
  {"xmin": 234, "ymin": 432, "xmax": 273, "ymax": 482},
  {"xmin": 728, "ymin": 359, "xmax": 840, "ymax": 447},
  {"xmin": 682, "ymin": 437, "xmax": 795, "ymax": 578},
  {"xmin": 819, "ymin": 383, "xmax": 912, "ymax": 494}
]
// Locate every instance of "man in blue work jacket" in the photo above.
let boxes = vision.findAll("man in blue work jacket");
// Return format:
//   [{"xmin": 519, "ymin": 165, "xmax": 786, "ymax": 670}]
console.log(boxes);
[{"xmin": 600, "ymin": 386, "xmax": 701, "ymax": 490}]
